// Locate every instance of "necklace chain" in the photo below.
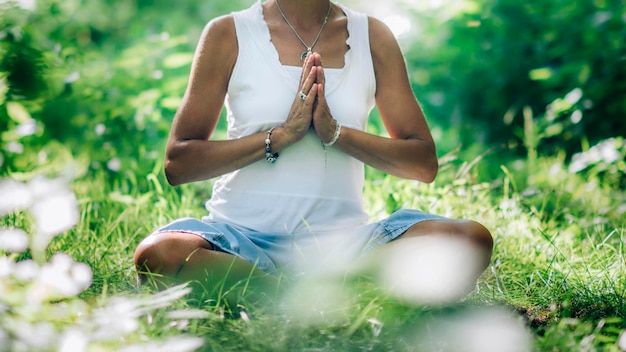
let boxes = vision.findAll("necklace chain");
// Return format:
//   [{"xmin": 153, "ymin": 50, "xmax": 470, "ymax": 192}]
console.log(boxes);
[{"xmin": 275, "ymin": 0, "xmax": 332, "ymax": 60}]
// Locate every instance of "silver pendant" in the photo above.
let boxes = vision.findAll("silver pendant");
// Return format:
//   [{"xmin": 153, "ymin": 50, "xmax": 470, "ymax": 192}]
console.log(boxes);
[{"xmin": 301, "ymin": 48, "xmax": 311, "ymax": 60}]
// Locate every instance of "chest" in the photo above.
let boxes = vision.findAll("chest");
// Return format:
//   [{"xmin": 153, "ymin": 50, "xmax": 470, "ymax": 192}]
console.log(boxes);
[{"xmin": 264, "ymin": 11, "xmax": 350, "ymax": 69}]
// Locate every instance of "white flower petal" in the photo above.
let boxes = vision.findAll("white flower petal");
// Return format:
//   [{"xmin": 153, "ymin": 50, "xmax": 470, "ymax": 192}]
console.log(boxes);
[
  {"xmin": 0, "ymin": 328, "xmax": 8, "ymax": 351},
  {"xmin": 58, "ymin": 329, "xmax": 88, "ymax": 352},
  {"xmin": 0, "ymin": 228, "xmax": 29, "ymax": 253},
  {"xmin": 50, "ymin": 253, "xmax": 74, "ymax": 272},
  {"xmin": 107, "ymin": 158, "xmax": 121, "ymax": 171},
  {"xmin": 15, "ymin": 119, "xmax": 37, "ymax": 137},
  {"xmin": 70, "ymin": 262, "xmax": 92, "ymax": 292},
  {"xmin": 379, "ymin": 236, "xmax": 483, "ymax": 305},
  {"xmin": 0, "ymin": 179, "xmax": 32, "ymax": 216},
  {"xmin": 28, "ymin": 176, "xmax": 66, "ymax": 199},
  {"xmin": 118, "ymin": 337, "xmax": 205, "ymax": 352},
  {"xmin": 166, "ymin": 309, "xmax": 210, "ymax": 320},
  {"xmin": 619, "ymin": 330, "xmax": 626, "ymax": 351},
  {"xmin": 0, "ymin": 257, "xmax": 15, "ymax": 278},
  {"xmin": 31, "ymin": 192, "xmax": 78, "ymax": 240},
  {"xmin": 14, "ymin": 259, "xmax": 39, "ymax": 281}
]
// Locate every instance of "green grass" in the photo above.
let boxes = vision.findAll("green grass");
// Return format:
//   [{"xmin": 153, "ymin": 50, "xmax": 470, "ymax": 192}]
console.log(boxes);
[{"xmin": 2, "ymin": 148, "xmax": 625, "ymax": 351}]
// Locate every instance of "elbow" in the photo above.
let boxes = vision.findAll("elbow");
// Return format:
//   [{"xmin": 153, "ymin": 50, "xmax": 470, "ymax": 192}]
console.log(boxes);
[
  {"xmin": 420, "ymin": 158, "xmax": 438, "ymax": 184},
  {"xmin": 421, "ymin": 143, "xmax": 439, "ymax": 183},
  {"xmin": 164, "ymin": 158, "xmax": 184, "ymax": 186},
  {"xmin": 414, "ymin": 151, "xmax": 438, "ymax": 183}
]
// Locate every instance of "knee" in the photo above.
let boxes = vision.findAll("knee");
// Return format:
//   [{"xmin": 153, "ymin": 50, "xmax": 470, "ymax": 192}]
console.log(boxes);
[
  {"xmin": 134, "ymin": 235, "xmax": 176, "ymax": 278},
  {"xmin": 464, "ymin": 220, "xmax": 493, "ymax": 253},
  {"xmin": 134, "ymin": 232, "xmax": 207, "ymax": 278},
  {"xmin": 459, "ymin": 220, "xmax": 493, "ymax": 270}
]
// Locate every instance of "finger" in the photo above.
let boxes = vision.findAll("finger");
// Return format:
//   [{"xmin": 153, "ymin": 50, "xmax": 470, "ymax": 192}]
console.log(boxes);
[
  {"xmin": 300, "ymin": 67, "xmax": 317, "ymax": 98},
  {"xmin": 317, "ymin": 84, "xmax": 326, "ymax": 112},
  {"xmin": 316, "ymin": 66, "xmax": 325, "ymax": 89},
  {"xmin": 306, "ymin": 84, "xmax": 319, "ymax": 105},
  {"xmin": 299, "ymin": 52, "xmax": 315, "ymax": 86},
  {"xmin": 313, "ymin": 52, "xmax": 322, "ymax": 67}
]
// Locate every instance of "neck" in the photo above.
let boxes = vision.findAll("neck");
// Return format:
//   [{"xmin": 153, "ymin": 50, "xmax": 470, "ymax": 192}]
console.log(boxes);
[{"xmin": 274, "ymin": 0, "xmax": 331, "ymax": 29}]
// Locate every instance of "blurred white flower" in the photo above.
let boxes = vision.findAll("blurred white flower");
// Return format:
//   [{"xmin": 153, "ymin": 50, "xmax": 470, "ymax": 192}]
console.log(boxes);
[
  {"xmin": 378, "ymin": 236, "xmax": 482, "ymax": 305},
  {"xmin": 0, "ymin": 328, "xmax": 8, "ymax": 352},
  {"xmin": 570, "ymin": 109, "xmax": 583, "ymax": 124},
  {"xmin": 0, "ymin": 257, "xmax": 15, "ymax": 278},
  {"xmin": 166, "ymin": 309, "xmax": 211, "ymax": 320},
  {"xmin": 2, "ymin": 0, "xmax": 36, "ymax": 10},
  {"xmin": 117, "ymin": 336, "xmax": 205, "ymax": 352},
  {"xmin": 12, "ymin": 322, "xmax": 57, "ymax": 351},
  {"xmin": 107, "ymin": 158, "xmax": 122, "ymax": 172},
  {"xmin": 58, "ymin": 328, "xmax": 89, "ymax": 352},
  {"xmin": 28, "ymin": 175, "xmax": 68, "ymax": 198},
  {"xmin": 38, "ymin": 253, "xmax": 92, "ymax": 298},
  {"xmin": 412, "ymin": 309, "xmax": 533, "ymax": 352},
  {"xmin": 14, "ymin": 259, "xmax": 39, "ymax": 281},
  {"xmin": 569, "ymin": 138, "xmax": 622, "ymax": 173},
  {"xmin": 94, "ymin": 123, "xmax": 106, "ymax": 135},
  {"xmin": 92, "ymin": 297, "xmax": 141, "ymax": 341},
  {"xmin": 280, "ymin": 275, "xmax": 352, "ymax": 327},
  {"xmin": 367, "ymin": 318, "xmax": 383, "ymax": 337},
  {"xmin": 70, "ymin": 262, "xmax": 92, "ymax": 291},
  {"xmin": 1, "ymin": 176, "xmax": 79, "ymax": 255},
  {"xmin": 0, "ymin": 179, "xmax": 32, "ymax": 216},
  {"xmin": 0, "ymin": 228, "xmax": 29, "ymax": 253},
  {"xmin": 565, "ymin": 88, "xmax": 583, "ymax": 105},
  {"xmin": 64, "ymin": 71, "xmax": 80, "ymax": 84},
  {"xmin": 6, "ymin": 141, "xmax": 23, "ymax": 154},
  {"xmin": 31, "ymin": 191, "xmax": 78, "ymax": 251},
  {"xmin": 15, "ymin": 118, "xmax": 37, "ymax": 137},
  {"xmin": 619, "ymin": 330, "xmax": 626, "ymax": 351}
]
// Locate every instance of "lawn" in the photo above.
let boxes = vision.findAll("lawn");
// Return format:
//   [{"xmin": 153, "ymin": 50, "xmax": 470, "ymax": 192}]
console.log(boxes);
[
  {"xmin": 1, "ymin": 140, "xmax": 625, "ymax": 351},
  {"xmin": 1, "ymin": 0, "xmax": 625, "ymax": 350}
]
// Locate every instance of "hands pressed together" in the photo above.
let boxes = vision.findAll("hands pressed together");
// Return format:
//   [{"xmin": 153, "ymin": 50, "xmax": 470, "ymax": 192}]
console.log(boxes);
[{"xmin": 281, "ymin": 52, "xmax": 339, "ymax": 145}]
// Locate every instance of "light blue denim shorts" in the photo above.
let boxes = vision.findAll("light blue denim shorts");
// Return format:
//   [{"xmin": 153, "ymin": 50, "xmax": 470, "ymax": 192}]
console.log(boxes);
[{"xmin": 155, "ymin": 209, "xmax": 446, "ymax": 276}]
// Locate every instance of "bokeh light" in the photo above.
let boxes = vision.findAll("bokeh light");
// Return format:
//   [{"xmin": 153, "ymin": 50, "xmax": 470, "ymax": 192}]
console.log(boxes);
[{"xmin": 376, "ymin": 235, "xmax": 483, "ymax": 305}]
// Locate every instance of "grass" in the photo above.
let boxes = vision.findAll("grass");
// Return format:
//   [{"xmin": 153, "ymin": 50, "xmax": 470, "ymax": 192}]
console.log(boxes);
[{"xmin": 2, "ymin": 147, "xmax": 626, "ymax": 351}]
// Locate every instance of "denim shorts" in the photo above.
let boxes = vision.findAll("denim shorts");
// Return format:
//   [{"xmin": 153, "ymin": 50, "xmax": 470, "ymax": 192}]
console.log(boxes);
[{"xmin": 155, "ymin": 209, "xmax": 446, "ymax": 276}]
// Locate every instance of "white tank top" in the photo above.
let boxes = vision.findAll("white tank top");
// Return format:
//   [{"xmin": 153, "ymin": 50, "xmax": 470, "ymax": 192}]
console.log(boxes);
[{"xmin": 205, "ymin": 1, "xmax": 376, "ymax": 234}]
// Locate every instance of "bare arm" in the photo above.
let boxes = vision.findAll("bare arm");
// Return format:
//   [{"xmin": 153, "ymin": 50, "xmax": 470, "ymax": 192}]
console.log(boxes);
[
  {"xmin": 312, "ymin": 17, "xmax": 438, "ymax": 182},
  {"xmin": 164, "ymin": 16, "xmax": 317, "ymax": 185}
]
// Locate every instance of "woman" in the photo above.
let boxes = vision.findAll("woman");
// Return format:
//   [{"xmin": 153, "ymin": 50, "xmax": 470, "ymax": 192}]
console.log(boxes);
[{"xmin": 134, "ymin": 0, "xmax": 493, "ymax": 298}]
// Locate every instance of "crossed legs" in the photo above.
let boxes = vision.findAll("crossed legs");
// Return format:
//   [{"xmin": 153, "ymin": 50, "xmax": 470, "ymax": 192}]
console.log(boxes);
[
  {"xmin": 133, "ymin": 231, "xmax": 276, "ymax": 304},
  {"xmin": 133, "ymin": 218, "xmax": 493, "ymax": 303}
]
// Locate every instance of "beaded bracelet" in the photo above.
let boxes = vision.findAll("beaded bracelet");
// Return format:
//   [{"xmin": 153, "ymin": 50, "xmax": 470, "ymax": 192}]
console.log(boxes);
[
  {"xmin": 265, "ymin": 127, "xmax": 279, "ymax": 163},
  {"xmin": 321, "ymin": 120, "xmax": 342, "ymax": 149}
]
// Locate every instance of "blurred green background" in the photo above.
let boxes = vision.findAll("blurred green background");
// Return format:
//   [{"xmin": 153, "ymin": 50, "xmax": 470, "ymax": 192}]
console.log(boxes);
[{"xmin": 1, "ymin": 0, "xmax": 624, "ymax": 181}]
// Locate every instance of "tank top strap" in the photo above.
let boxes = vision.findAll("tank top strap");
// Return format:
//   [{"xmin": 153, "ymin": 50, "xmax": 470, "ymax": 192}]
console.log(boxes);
[{"xmin": 340, "ymin": 4, "xmax": 373, "ymax": 70}]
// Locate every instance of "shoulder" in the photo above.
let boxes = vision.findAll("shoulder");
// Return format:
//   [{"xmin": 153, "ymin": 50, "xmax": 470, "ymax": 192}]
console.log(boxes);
[
  {"xmin": 367, "ymin": 16, "xmax": 401, "ymax": 59},
  {"xmin": 193, "ymin": 15, "xmax": 237, "ymax": 75},
  {"xmin": 201, "ymin": 14, "xmax": 236, "ymax": 50}
]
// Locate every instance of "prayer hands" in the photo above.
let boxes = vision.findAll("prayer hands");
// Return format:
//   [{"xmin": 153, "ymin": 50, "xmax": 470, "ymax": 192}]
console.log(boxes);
[{"xmin": 281, "ymin": 52, "xmax": 337, "ymax": 144}]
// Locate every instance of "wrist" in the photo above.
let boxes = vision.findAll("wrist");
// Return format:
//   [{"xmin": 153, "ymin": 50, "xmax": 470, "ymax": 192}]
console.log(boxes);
[
  {"xmin": 264, "ymin": 127, "xmax": 279, "ymax": 163},
  {"xmin": 276, "ymin": 125, "xmax": 302, "ymax": 147},
  {"xmin": 321, "ymin": 120, "xmax": 342, "ymax": 148}
]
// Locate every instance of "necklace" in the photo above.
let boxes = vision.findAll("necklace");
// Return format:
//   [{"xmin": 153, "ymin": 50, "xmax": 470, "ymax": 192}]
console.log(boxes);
[{"xmin": 275, "ymin": 0, "xmax": 332, "ymax": 60}]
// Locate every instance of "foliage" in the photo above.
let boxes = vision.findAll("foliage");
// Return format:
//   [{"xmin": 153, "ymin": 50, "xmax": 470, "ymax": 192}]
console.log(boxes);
[
  {"xmin": 402, "ymin": 0, "xmax": 625, "ymax": 157},
  {"xmin": 1, "ymin": 0, "xmax": 625, "ymax": 351},
  {"xmin": 0, "ymin": 174, "xmax": 204, "ymax": 351}
]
